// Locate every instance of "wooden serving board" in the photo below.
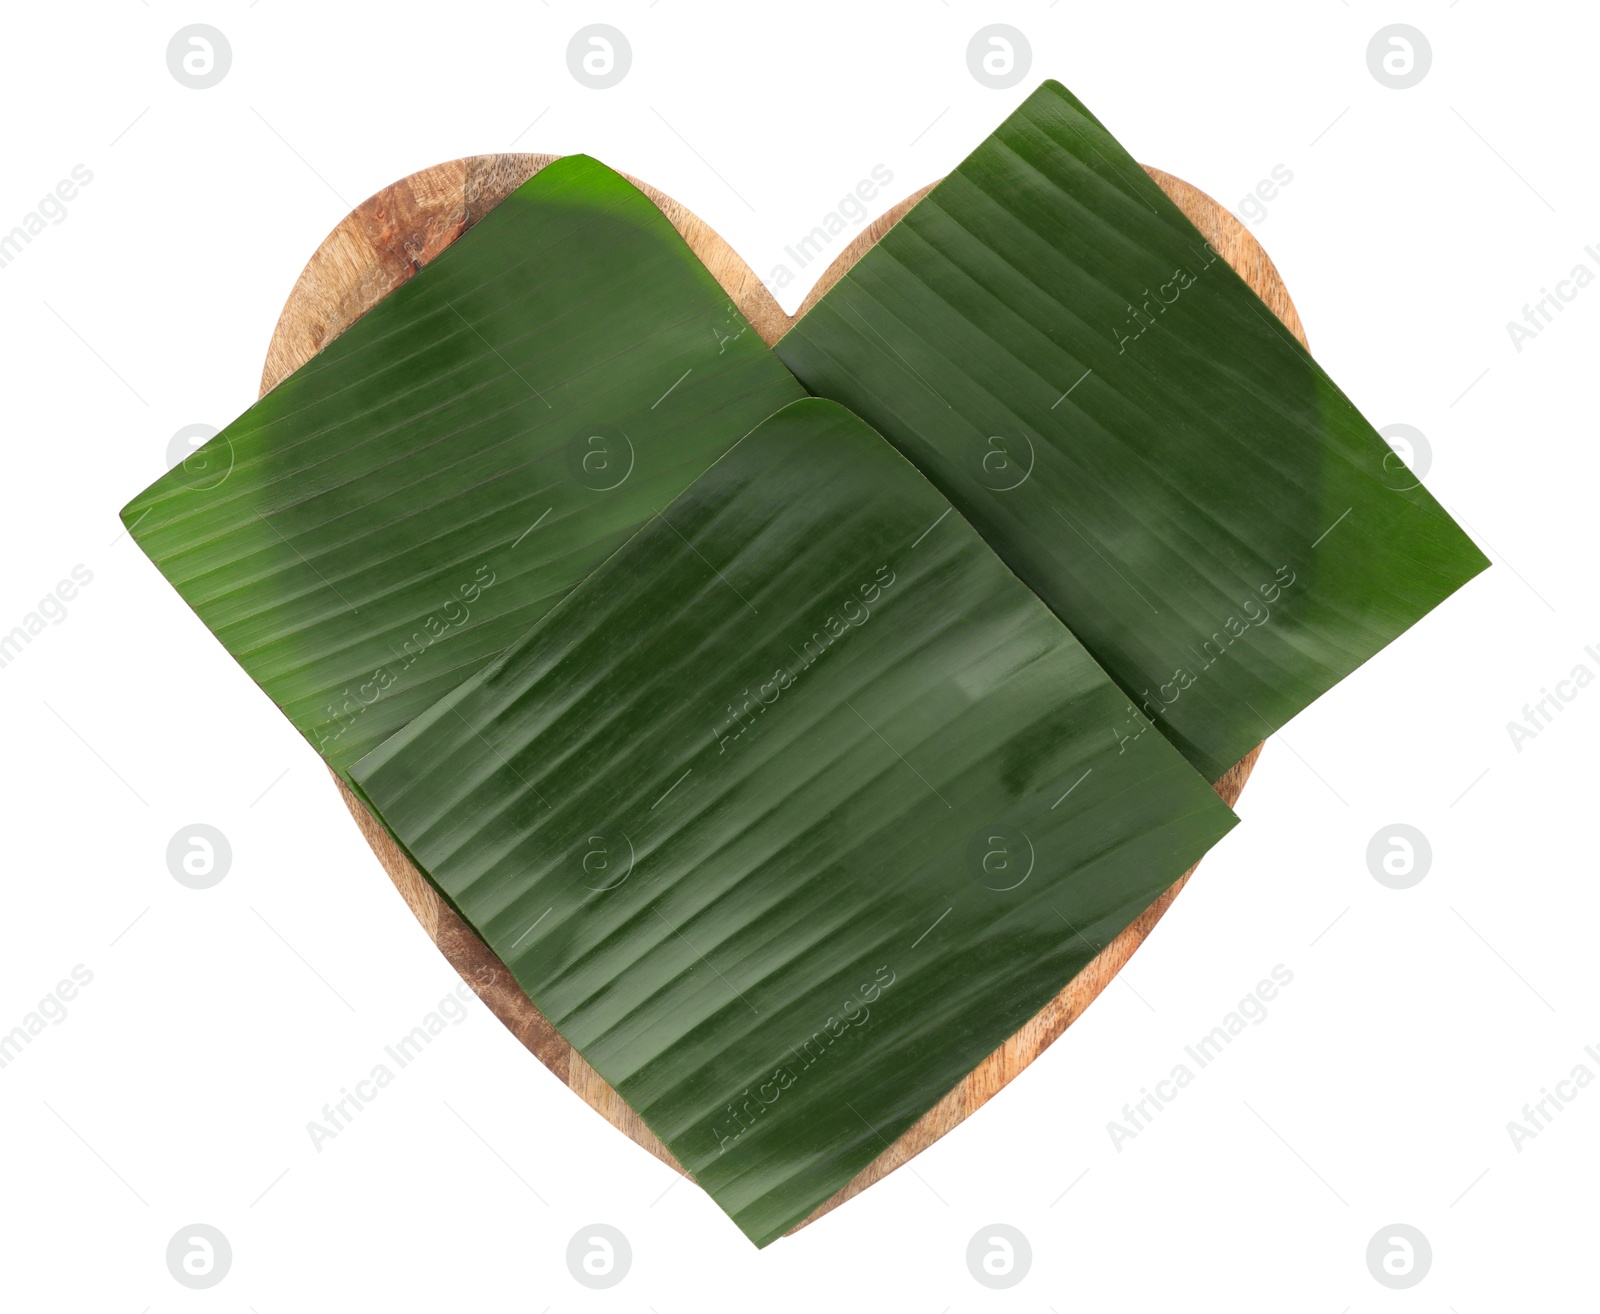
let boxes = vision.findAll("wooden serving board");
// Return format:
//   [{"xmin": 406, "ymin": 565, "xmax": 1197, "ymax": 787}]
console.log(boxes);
[{"xmin": 261, "ymin": 155, "xmax": 1299, "ymax": 1236}]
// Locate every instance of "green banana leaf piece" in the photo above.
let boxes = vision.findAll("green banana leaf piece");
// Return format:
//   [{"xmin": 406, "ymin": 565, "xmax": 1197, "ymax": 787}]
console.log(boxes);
[
  {"xmin": 775, "ymin": 80, "xmax": 1489, "ymax": 780},
  {"xmin": 350, "ymin": 398, "xmax": 1238, "ymax": 1246},
  {"xmin": 119, "ymin": 154, "xmax": 803, "ymax": 778}
]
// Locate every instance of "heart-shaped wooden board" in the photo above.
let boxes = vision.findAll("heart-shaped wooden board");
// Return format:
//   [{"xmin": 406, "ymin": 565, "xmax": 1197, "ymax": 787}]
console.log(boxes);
[{"xmin": 261, "ymin": 154, "xmax": 1299, "ymax": 1237}]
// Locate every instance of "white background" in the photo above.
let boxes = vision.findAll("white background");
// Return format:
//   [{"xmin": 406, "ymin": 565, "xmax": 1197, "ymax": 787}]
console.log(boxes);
[{"xmin": 1, "ymin": 1, "xmax": 1594, "ymax": 1308}]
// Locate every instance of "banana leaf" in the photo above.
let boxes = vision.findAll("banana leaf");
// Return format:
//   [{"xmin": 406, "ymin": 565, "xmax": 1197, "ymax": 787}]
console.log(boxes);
[
  {"xmin": 119, "ymin": 154, "xmax": 803, "ymax": 778},
  {"xmin": 350, "ymin": 398, "xmax": 1238, "ymax": 1246},
  {"xmin": 775, "ymin": 81, "xmax": 1489, "ymax": 780}
]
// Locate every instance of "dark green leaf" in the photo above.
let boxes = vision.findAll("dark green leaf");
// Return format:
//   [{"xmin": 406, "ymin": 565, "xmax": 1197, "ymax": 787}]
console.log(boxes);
[
  {"xmin": 120, "ymin": 154, "xmax": 803, "ymax": 777},
  {"xmin": 775, "ymin": 80, "xmax": 1489, "ymax": 780},
  {"xmin": 350, "ymin": 398, "xmax": 1238, "ymax": 1245}
]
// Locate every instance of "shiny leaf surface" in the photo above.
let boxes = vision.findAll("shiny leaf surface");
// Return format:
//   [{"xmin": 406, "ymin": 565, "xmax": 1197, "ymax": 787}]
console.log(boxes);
[
  {"xmin": 120, "ymin": 155, "xmax": 802, "ymax": 776},
  {"xmin": 776, "ymin": 81, "xmax": 1489, "ymax": 779},
  {"xmin": 351, "ymin": 399, "xmax": 1238, "ymax": 1245}
]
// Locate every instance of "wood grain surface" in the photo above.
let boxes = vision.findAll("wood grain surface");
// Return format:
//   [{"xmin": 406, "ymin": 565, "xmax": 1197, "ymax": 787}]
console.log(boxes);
[{"xmin": 259, "ymin": 154, "xmax": 1302, "ymax": 1237}]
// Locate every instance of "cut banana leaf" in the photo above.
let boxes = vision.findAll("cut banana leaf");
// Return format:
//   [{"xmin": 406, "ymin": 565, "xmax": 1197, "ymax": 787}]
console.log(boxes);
[
  {"xmin": 350, "ymin": 398, "xmax": 1238, "ymax": 1246},
  {"xmin": 120, "ymin": 154, "xmax": 803, "ymax": 777},
  {"xmin": 776, "ymin": 80, "xmax": 1489, "ymax": 781}
]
